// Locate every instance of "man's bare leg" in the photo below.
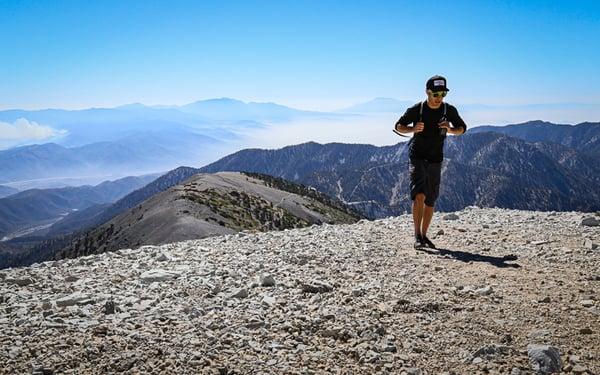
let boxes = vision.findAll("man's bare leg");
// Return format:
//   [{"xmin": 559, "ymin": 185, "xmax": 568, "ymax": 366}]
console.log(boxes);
[
  {"xmin": 412, "ymin": 193, "xmax": 425, "ymax": 236},
  {"xmin": 421, "ymin": 204, "xmax": 434, "ymax": 236}
]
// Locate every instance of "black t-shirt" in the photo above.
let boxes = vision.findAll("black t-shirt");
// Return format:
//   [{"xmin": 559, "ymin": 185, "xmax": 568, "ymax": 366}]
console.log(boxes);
[{"xmin": 395, "ymin": 101, "xmax": 467, "ymax": 162}]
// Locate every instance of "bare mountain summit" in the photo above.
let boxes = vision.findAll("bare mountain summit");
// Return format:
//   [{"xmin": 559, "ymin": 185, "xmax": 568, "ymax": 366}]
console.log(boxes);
[
  {"xmin": 56, "ymin": 172, "xmax": 361, "ymax": 260},
  {"xmin": 0, "ymin": 207, "xmax": 598, "ymax": 373}
]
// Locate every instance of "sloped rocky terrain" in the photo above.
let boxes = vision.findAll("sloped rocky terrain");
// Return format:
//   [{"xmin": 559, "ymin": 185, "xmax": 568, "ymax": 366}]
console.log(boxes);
[
  {"xmin": 53, "ymin": 172, "xmax": 360, "ymax": 260},
  {"xmin": 1, "ymin": 207, "xmax": 599, "ymax": 374}
]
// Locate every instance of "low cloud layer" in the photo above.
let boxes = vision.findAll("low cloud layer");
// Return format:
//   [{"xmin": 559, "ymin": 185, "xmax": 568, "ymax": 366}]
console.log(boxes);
[
  {"xmin": 237, "ymin": 106, "xmax": 600, "ymax": 150},
  {"xmin": 0, "ymin": 118, "xmax": 67, "ymax": 149}
]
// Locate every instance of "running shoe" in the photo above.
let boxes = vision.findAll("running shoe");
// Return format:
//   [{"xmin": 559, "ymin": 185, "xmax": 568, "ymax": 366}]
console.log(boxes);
[{"xmin": 414, "ymin": 234, "xmax": 425, "ymax": 249}]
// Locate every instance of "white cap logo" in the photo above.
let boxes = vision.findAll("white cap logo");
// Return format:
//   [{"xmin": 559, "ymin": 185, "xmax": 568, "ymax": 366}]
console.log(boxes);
[{"xmin": 434, "ymin": 79, "xmax": 445, "ymax": 87}]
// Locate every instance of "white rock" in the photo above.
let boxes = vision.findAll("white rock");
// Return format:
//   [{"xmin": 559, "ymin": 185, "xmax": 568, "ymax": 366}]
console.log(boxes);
[
  {"xmin": 140, "ymin": 269, "xmax": 181, "ymax": 283},
  {"xmin": 443, "ymin": 213, "xmax": 459, "ymax": 220},
  {"xmin": 476, "ymin": 286, "xmax": 494, "ymax": 296},
  {"xmin": 55, "ymin": 293, "xmax": 93, "ymax": 307},
  {"xmin": 261, "ymin": 295, "xmax": 276, "ymax": 306},
  {"xmin": 229, "ymin": 288, "xmax": 249, "ymax": 299}
]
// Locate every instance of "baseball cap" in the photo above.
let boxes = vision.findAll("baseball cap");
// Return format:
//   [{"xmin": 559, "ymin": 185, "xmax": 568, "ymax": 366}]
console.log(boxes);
[{"xmin": 426, "ymin": 75, "xmax": 449, "ymax": 92}]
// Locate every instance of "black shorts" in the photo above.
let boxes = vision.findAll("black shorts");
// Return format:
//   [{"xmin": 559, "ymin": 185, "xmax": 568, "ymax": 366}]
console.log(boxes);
[{"xmin": 409, "ymin": 157, "xmax": 442, "ymax": 207}]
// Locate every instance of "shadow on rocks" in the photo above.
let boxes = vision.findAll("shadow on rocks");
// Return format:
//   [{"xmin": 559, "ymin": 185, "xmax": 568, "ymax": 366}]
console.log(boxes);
[{"xmin": 416, "ymin": 247, "xmax": 521, "ymax": 268}]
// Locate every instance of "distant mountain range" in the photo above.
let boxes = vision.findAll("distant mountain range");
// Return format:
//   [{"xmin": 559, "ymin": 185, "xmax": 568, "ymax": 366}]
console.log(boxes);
[
  {"xmin": 199, "ymin": 122, "xmax": 600, "ymax": 217},
  {"xmin": 0, "ymin": 98, "xmax": 334, "ymax": 148},
  {"xmin": 0, "ymin": 98, "xmax": 352, "ymax": 188},
  {"xmin": 0, "ymin": 174, "xmax": 159, "ymax": 243},
  {"xmin": 4, "ymin": 97, "xmax": 596, "ymax": 190},
  {"xmin": 469, "ymin": 120, "xmax": 600, "ymax": 158},
  {"xmin": 178, "ymin": 98, "xmax": 327, "ymax": 121},
  {"xmin": 1, "ymin": 167, "xmax": 202, "ymax": 252},
  {"xmin": 0, "ymin": 130, "xmax": 218, "ymax": 188},
  {"xmin": 0, "ymin": 185, "xmax": 18, "ymax": 199}
]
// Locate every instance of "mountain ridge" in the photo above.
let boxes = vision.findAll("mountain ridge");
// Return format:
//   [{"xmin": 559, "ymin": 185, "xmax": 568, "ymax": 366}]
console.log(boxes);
[{"xmin": 199, "ymin": 124, "xmax": 600, "ymax": 217}]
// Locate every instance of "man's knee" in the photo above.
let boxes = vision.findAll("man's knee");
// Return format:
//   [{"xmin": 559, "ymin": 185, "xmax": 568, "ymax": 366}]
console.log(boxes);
[
  {"xmin": 424, "ymin": 196, "xmax": 437, "ymax": 207},
  {"xmin": 414, "ymin": 193, "xmax": 426, "ymax": 203}
]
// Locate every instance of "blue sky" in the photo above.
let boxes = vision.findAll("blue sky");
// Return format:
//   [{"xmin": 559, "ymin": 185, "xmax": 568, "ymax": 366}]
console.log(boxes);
[{"xmin": 1, "ymin": 0, "xmax": 599, "ymax": 111}]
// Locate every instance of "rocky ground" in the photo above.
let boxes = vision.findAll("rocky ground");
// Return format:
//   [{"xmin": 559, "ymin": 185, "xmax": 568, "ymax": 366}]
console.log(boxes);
[{"xmin": 1, "ymin": 207, "xmax": 599, "ymax": 374}]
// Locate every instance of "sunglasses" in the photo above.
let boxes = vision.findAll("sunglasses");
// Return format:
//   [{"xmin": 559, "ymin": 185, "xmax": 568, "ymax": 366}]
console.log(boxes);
[{"xmin": 430, "ymin": 91, "xmax": 447, "ymax": 98}]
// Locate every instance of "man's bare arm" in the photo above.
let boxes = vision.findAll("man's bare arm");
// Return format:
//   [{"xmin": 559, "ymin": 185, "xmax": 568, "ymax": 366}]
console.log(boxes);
[{"xmin": 395, "ymin": 121, "xmax": 424, "ymax": 134}]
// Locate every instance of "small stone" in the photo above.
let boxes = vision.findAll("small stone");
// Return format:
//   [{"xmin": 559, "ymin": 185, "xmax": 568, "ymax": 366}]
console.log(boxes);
[
  {"xmin": 55, "ymin": 293, "xmax": 93, "ymax": 307},
  {"xmin": 443, "ymin": 213, "xmax": 459, "ymax": 220},
  {"xmin": 229, "ymin": 288, "xmax": 249, "ymax": 299},
  {"xmin": 262, "ymin": 295, "xmax": 276, "ymax": 306},
  {"xmin": 527, "ymin": 344, "xmax": 562, "ymax": 374},
  {"xmin": 301, "ymin": 280, "xmax": 333, "ymax": 293},
  {"xmin": 532, "ymin": 240, "xmax": 552, "ymax": 246},
  {"xmin": 583, "ymin": 239, "xmax": 598, "ymax": 250},
  {"xmin": 472, "ymin": 357, "xmax": 483, "ymax": 364},
  {"xmin": 140, "ymin": 269, "xmax": 181, "ymax": 283},
  {"xmin": 538, "ymin": 296, "xmax": 551, "ymax": 303},
  {"xmin": 104, "ymin": 300, "xmax": 117, "ymax": 315},
  {"xmin": 476, "ymin": 286, "xmax": 493, "ymax": 296},
  {"xmin": 5, "ymin": 277, "xmax": 34, "ymax": 286},
  {"xmin": 579, "ymin": 327, "xmax": 593, "ymax": 334},
  {"xmin": 471, "ymin": 344, "xmax": 510, "ymax": 362},
  {"xmin": 572, "ymin": 364, "xmax": 587, "ymax": 373},
  {"xmin": 437, "ymin": 229, "xmax": 444, "ymax": 235},
  {"xmin": 260, "ymin": 274, "xmax": 276, "ymax": 287},
  {"xmin": 382, "ymin": 341, "xmax": 396, "ymax": 353},
  {"xmin": 581, "ymin": 217, "xmax": 600, "ymax": 226},
  {"xmin": 244, "ymin": 320, "xmax": 265, "ymax": 329},
  {"xmin": 580, "ymin": 300, "xmax": 594, "ymax": 307},
  {"xmin": 156, "ymin": 252, "xmax": 172, "ymax": 262},
  {"xmin": 32, "ymin": 368, "xmax": 54, "ymax": 375},
  {"xmin": 320, "ymin": 327, "xmax": 343, "ymax": 339}
]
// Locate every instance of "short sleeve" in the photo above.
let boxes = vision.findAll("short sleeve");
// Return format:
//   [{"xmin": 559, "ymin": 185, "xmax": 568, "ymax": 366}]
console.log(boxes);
[
  {"xmin": 448, "ymin": 105, "xmax": 467, "ymax": 132},
  {"xmin": 395, "ymin": 104, "xmax": 419, "ymax": 127}
]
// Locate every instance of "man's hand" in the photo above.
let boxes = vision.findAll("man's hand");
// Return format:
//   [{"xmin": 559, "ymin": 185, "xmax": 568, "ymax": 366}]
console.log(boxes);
[
  {"xmin": 438, "ymin": 120, "xmax": 451, "ymax": 131},
  {"xmin": 413, "ymin": 122, "xmax": 425, "ymax": 133},
  {"xmin": 438, "ymin": 121, "xmax": 463, "ymax": 135}
]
